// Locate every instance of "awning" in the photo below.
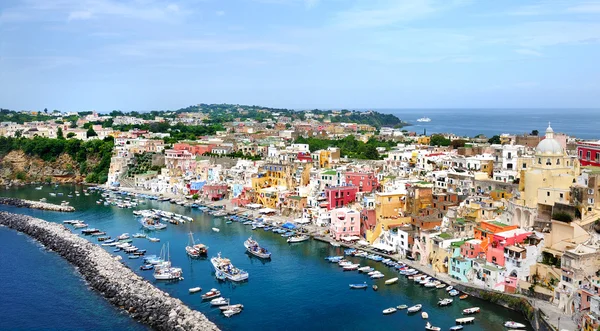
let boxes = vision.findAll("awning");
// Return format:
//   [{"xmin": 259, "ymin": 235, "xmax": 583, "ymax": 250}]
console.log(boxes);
[
  {"xmin": 246, "ymin": 203, "xmax": 262, "ymax": 209},
  {"xmin": 372, "ymin": 243, "xmax": 396, "ymax": 252},
  {"xmin": 282, "ymin": 222, "xmax": 297, "ymax": 229},
  {"xmin": 258, "ymin": 207, "xmax": 277, "ymax": 214},
  {"xmin": 294, "ymin": 218, "xmax": 311, "ymax": 224},
  {"xmin": 341, "ymin": 236, "xmax": 361, "ymax": 241}
]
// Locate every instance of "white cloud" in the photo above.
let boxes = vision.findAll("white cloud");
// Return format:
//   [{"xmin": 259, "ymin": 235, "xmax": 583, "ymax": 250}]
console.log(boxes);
[{"xmin": 514, "ymin": 48, "xmax": 542, "ymax": 57}]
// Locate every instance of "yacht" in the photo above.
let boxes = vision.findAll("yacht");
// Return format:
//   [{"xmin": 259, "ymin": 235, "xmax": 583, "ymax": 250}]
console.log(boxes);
[
  {"xmin": 244, "ymin": 236, "xmax": 271, "ymax": 259},
  {"xmin": 186, "ymin": 232, "xmax": 208, "ymax": 258},
  {"xmin": 153, "ymin": 244, "xmax": 183, "ymax": 281},
  {"xmin": 210, "ymin": 253, "xmax": 249, "ymax": 282},
  {"xmin": 417, "ymin": 117, "xmax": 431, "ymax": 122},
  {"xmin": 287, "ymin": 234, "xmax": 310, "ymax": 243}
]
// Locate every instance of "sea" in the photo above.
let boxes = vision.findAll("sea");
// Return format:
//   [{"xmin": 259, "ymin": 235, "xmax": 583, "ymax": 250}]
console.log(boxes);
[
  {"xmin": 0, "ymin": 185, "xmax": 533, "ymax": 330},
  {"xmin": 378, "ymin": 108, "xmax": 600, "ymax": 139}
]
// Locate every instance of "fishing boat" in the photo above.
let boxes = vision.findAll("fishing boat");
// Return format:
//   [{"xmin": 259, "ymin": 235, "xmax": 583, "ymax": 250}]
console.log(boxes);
[
  {"xmin": 407, "ymin": 304, "xmax": 422, "ymax": 313},
  {"xmin": 210, "ymin": 253, "xmax": 249, "ymax": 282},
  {"xmin": 396, "ymin": 304, "xmax": 408, "ymax": 310},
  {"xmin": 349, "ymin": 283, "xmax": 367, "ymax": 289},
  {"xmin": 186, "ymin": 232, "xmax": 208, "ymax": 258},
  {"xmin": 382, "ymin": 307, "xmax": 397, "ymax": 315},
  {"xmin": 210, "ymin": 297, "xmax": 228, "ymax": 306},
  {"xmin": 462, "ymin": 307, "xmax": 480, "ymax": 315},
  {"xmin": 421, "ymin": 312, "xmax": 428, "ymax": 319},
  {"xmin": 438, "ymin": 298, "xmax": 453, "ymax": 306},
  {"xmin": 287, "ymin": 234, "xmax": 310, "ymax": 243},
  {"xmin": 385, "ymin": 277, "xmax": 399, "ymax": 285},
  {"xmin": 504, "ymin": 321, "xmax": 526, "ymax": 329},
  {"xmin": 343, "ymin": 264, "xmax": 360, "ymax": 271},
  {"xmin": 244, "ymin": 236, "xmax": 271, "ymax": 259},
  {"xmin": 424, "ymin": 322, "xmax": 440, "ymax": 331},
  {"xmin": 459, "ymin": 294, "xmax": 469, "ymax": 300},
  {"xmin": 201, "ymin": 288, "xmax": 221, "ymax": 300},
  {"xmin": 215, "ymin": 270, "xmax": 227, "ymax": 281},
  {"xmin": 456, "ymin": 317, "xmax": 475, "ymax": 324}
]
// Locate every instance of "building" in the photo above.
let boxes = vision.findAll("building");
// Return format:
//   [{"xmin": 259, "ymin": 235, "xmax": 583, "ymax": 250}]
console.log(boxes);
[
  {"xmin": 202, "ymin": 184, "xmax": 228, "ymax": 201},
  {"xmin": 329, "ymin": 208, "xmax": 360, "ymax": 241},
  {"xmin": 345, "ymin": 171, "xmax": 379, "ymax": 193},
  {"xmin": 324, "ymin": 186, "xmax": 358, "ymax": 210},
  {"xmin": 578, "ymin": 141, "xmax": 600, "ymax": 167}
]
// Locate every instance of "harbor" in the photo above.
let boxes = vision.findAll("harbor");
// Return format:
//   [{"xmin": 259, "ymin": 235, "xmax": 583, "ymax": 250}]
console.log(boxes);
[{"xmin": 0, "ymin": 185, "xmax": 533, "ymax": 331}]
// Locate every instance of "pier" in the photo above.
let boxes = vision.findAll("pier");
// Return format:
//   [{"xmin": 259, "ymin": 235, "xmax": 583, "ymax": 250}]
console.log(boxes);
[{"xmin": 0, "ymin": 197, "xmax": 75, "ymax": 212}]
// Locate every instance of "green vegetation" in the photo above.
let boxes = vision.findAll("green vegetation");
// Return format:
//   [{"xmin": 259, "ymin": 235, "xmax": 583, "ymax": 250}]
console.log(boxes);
[
  {"xmin": 0, "ymin": 108, "xmax": 53, "ymax": 124},
  {"xmin": 15, "ymin": 171, "xmax": 27, "ymax": 181},
  {"xmin": 552, "ymin": 211, "xmax": 573, "ymax": 223},
  {"xmin": 111, "ymin": 122, "xmax": 225, "ymax": 144},
  {"xmin": 488, "ymin": 135, "xmax": 501, "ymax": 144},
  {"xmin": 430, "ymin": 134, "xmax": 451, "ymax": 147},
  {"xmin": 0, "ymin": 136, "xmax": 114, "ymax": 184},
  {"xmin": 125, "ymin": 153, "xmax": 155, "ymax": 178},
  {"xmin": 294, "ymin": 135, "xmax": 396, "ymax": 160}
]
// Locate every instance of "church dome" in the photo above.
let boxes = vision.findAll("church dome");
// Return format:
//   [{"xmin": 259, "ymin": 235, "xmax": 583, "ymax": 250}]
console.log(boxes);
[{"xmin": 536, "ymin": 123, "xmax": 563, "ymax": 155}]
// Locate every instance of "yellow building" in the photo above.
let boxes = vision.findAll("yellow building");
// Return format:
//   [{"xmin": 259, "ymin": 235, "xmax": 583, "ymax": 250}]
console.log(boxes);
[
  {"xmin": 510, "ymin": 124, "xmax": 580, "ymax": 228},
  {"xmin": 251, "ymin": 164, "xmax": 295, "ymax": 208},
  {"xmin": 317, "ymin": 148, "xmax": 340, "ymax": 169},
  {"xmin": 417, "ymin": 136, "xmax": 431, "ymax": 145},
  {"xmin": 366, "ymin": 191, "xmax": 410, "ymax": 243}
]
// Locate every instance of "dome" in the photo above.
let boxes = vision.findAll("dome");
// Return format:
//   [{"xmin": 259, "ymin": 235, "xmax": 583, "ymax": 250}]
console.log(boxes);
[{"xmin": 535, "ymin": 122, "xmax": 563, "ymax": 155}]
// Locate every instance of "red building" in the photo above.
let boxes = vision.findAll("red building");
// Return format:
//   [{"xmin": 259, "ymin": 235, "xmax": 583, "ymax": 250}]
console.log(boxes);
[
  {"xmin": 202, "ymin": 184, "xmax": 228, "ymax": 201},
  {"xmin": 577, "ymin": 141, "xmax": 600, "ymax": 167},
  {"xmin": 486, "ymin": 228, "xmax": 531, "ymax": 267},
  {"xmin": 296, "ymin": 152, "xmax": 312, "ymax": 163},
  {"xmin": 344, "ymin": 172, "xmax": 379, "ymax": 193},
  {"xmin": 360, "ymin": 209, "xmax": 376, "ymax": 238},
  {"xmin": 174, "ymin": 142, "xmax": 215, "ymax": 156},
  {"xmin": 324, "ymin": 186, "xmax": 358, "ymax": 210}
]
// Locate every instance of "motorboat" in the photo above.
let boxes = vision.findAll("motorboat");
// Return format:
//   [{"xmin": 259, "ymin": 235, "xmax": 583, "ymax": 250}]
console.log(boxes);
[
  {"xmin": 140, "ymin": 218, "xmax": 167, "ymax": 230},
  {"xmin": 456, "ymin": 317, "xmax": 475, "ymax": 324},
  {"xmin": 186, "ymin": 232, "xmax": 208, "ymax": 258},
  {"xmin": 212, "ymin": 227, "xmax": 220, "ymax": 232},
  {"xmin": 396, "ymin": 304, "xmax": 408, "ymax": 310},
  {"xmin": 435, "ymin": 284, "xmax": 446, "ymax": 289},
  {"xmin": 449, "ymin": 326, "xmax": 464, "ymax": 331},
  {"xmin": 117, "ymin": 233, "xmax": 130, "ymax": 240},
  {"xmin": 462, "ymin": 307, "xmax": 480, "ymax": 315},
  {"xmin": 210, "ymin": 297, "xmax": 228, "ymax": 306},
  {"xmin": 371, "ymin": 273, "xmax": 384, "ymax": 279},
  {"xmin": 132, "ymin": 233, "xmax": 146, "ymax": 238},
  {"xmin": 382, "ymin": 307, "xmax": 397, "ymax": 315},
  {"xmin": 421, "ymin": 312, "xmax": 428, "ymax": 319},
  {"xmin": 128, "ymin": 255, "xmax": 140, "ymax": 259},
  {"xmin": 244, "ymin": 236, "xmax": 271, "ymax": 259},
  {"xmin": 504, "ymin": 321, "xmax": 526, "ymax": 329},
  {"xmin": 449, "ymin": 289, "xmax": 460, "ymax": 297},
  {"xmin": 343, "ymin": 264, "xmax": 360, "ymax": 271},
  {"xmin": 372, "ymin": 285, "xmax": 378, "ymax": 291},
  {"xmin": 201, "ymin": 288, "xmax": 221, "ymax": 300},
  {"xmin": 287, "ymin": 235, "xmax": 310, "ymax": 243},
  {"xmin": 385, "ymin": 277, "xmax": 399, "ymax": 285},
  {"xmin": 330, "ymin": 242, "xmax": 341, "ymax": 247},
  {"xmin": 73, "ymin": 222, "xmax": 88, "ymax": 228},
  {"xmin": 417, "ymin": 117, "xmax": 431, "ymax": 122},
  {"xmin": 211, "ymin": 253, "xmax": 249, "ymax": 282},
  {"xmin": 140, "ymin": 264, "xmax": 154, "ymax": 271},
  {"xmin": 446, "ymin": 285, "xmax": 453, "ymax": 291},
  {"xmin": 438, "ymin": 298, "xmax": 453, "ymax": 306},
  {"xmin": 349, "ymin": 283, "xmax": 367, "ymax": 289},
  {"xmin": 358, "ymin": 266, "xmax": 374, "ymax": 273},
  {"xmin": 219, "ymin": 304, "xmax": 243, "ymax": 311},
  {"xmin": 424, "ymin": 322, "xmax": 440, "ymax": 331},
  {"xmin": 82, "ymin": 228, "xmax": 100, "ymax": 235},
  {"xmin": 223, "ymin": 307, "xmax": 242, "ymax": 318},
  {"xmin": 407, "ymin": 304, "xmax": 422, "ymax": 313},
  {"xmin": 148, "ymin": 237, "xmax": 160, "ymax": 242},
  {"xmin": 459, "ymin": 294, "xmax": 468, "ymax": 300}
]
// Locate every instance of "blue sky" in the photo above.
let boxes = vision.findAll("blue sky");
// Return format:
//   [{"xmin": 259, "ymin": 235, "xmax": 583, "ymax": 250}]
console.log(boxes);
[{"xmin": 1, "ymin": 0, "xmax": 599, "ymax": 112}]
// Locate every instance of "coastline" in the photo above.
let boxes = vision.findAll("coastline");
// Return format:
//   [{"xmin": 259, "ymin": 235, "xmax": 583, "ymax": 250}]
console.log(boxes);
[
  {"xmin": 0, "ymin": 197, "xmax": 75, "ymax": 212},
  {"xmin": 0, "ymin": 211, "xmax": 219, "ymax": 331}
]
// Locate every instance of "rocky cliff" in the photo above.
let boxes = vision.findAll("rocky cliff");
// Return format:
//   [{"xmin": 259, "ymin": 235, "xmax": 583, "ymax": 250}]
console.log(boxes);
[{"xmin": 0, "ymin": 150, "xmax": 92, "ymax": 185}]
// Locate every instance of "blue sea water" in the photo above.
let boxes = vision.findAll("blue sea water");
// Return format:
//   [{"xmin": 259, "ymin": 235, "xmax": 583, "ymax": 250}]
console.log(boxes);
[
  {"xmin": 378, "ymin": 108, "xmax": 600, "ymax": 139},
  {"xmin": 0, "ymin": 186, "xmax": 533, "ymax": 330}
]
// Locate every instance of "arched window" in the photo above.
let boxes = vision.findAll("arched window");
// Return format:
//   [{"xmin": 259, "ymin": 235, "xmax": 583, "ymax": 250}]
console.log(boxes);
[
  {"xmin": 546, "ymin": 158, "xmax": 551, "ymax": 166},
  {"xmin": 538, "ymin": 158, "xmax": 541, "ymax": 164},
  {"xmin": 557, "ymin": 158, "xmax": 560, "ymax": 165}
]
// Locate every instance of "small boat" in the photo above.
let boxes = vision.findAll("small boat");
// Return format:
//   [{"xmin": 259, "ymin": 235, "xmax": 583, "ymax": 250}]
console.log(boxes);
[
  {"xmin": 421, "ymin": 312, "xmax": 428, "ymax": 319},
  {"xmin": 35, "ymin": 186, "xmax": 43, "ymax": 190},
  {"xmin": 212, "ymin": 227, "xmax": 220, "ymax": 232},
  {"xmin": 211, "ymin": 253, "xmax": 249, "ymax": 282},
  {"xmin": 117, "ymin": 233, "xmax": 130, "ymax": 240},
  {"xmin": 349, "ymin": 283, "xmax": 367, "ymax": 289},
  {"xmin": 133, "ymin": 233, "xmax": 146, "ymax": 238},
  {"xmin": 385, "ymin": 277, "xmax": 399, "ymax": 285},
  {"xmin": 456, "ymin": 317, "xmax": 475, "ymax": 324},
  {"xmin": 397, "ymin": 304, "xmax": 408, "ymax": 310},
  {"xmin": 435, "ymin": 284, "xmax": 446, "ymax": 289},
  {"xmin": 372, "ymin": 285, "xmax": 378, "ymax": 291},
  {"xmin": 201, "ymin": 288, "xmax": 221, "ymax": 300},
  {"xmin": 382, "ymin": 307, "xmax": 397, "ymax": 315},
  {"xmin": 370, "ymin": 273, "xmax": 384, "ymax": 279},
  {"xmin": 462, "ymin": 307, "xmax": 480, "ymax": 315},
  {"xmin": 449, "ymin": 289, "xmax": 460, "ymax": 297},
  {"xmin": 244, "ymin": 236, "xmax": 271, "ymax": 259},
  {"xmin": 210, "ymin": 297, "xmax": 228, "ymax": 306},
  {"xmin": 330, "ymin": 242, "xmax": 341, "ymax": 247},
  {"xmin": 223, "ymin": 307, "xmax": 242, "ymax": 318},
  {"xmin": 424, "ymin": 322, "xmax": 440, "ymax": 331},
  {"xmin": 417, "ymin": 117, "xmax": 431, "ymax": 122},
  {"xmin": 219, "ymin": 304, "xmax": 243, "ymax": 311},
  {"xmin": 148, "ymin": 237, "xmax": 160, "ymax": 242},
  {"xmin": 504, "ymin": 321, "xmax": 526, "ymax": 329},
  {"xmin": 358, "ymin": 266, "xmax": 374, "ymax": 273},
  {"xmin": 140, "ymin": 264, "xmax": 154, "ymax": 271},
  {"xmin": 438, "ymin": 298, "xmax": 453, "ymax": 306},
  {"xmin": 449, "ymin": 326, "xmax": 464, "ymax": 331},
  {"xmin": 128, "ymin": 255, "xmax": 140, "ymax": 259},
  {"xmin": 287, "ymin": 235, "xmax": 310, "ymax": 243},
  {"xmin": 407, "ymin": 304, "xmax": 422, "ymax": 313},
  {"xmin": 186, "ymin": 232, "xmax": 208, "ymax": 258},
  {"xmin": 459, "ymin": 294, "xmax": 468, "ymax": 300},
  {"xmin": 446, "ymin": 285, "xmax": 453, "ymax": 291},
  {"xmin": 343, "ymin": 264, "xmax": 360, "ymax": 271}
]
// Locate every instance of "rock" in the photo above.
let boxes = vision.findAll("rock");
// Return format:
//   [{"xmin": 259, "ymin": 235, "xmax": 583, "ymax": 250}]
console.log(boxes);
[{"xmin": 0, "ymin": 197, "xmax": 75, "ymax": 212}]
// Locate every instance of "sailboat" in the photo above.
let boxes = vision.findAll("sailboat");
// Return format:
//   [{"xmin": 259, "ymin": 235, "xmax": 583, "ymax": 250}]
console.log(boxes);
[
  {"xmin": 185, "ymin": 232, "xmax": 208, "ymax": 258},
  {"xmin": 153, "ymin": 243, "xmax": 183, "ymax": 281}
]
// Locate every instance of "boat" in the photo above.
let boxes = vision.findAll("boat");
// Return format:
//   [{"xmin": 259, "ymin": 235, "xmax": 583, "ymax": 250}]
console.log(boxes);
[
  {"xmin": 417, "ymin": 117, "xmax": 431, "ymax": 122},
  {"xmin": 223, "ymin": 307, "xmax": 242, "ymax": 318},
  {"xmin": 343, "ymin": 264, "xmax": 360, "ymax": 271},
  {"xmin": 459, "ymin": 294, "xmax": 468, "ymax": 300},
  {"xmin": 449, "ymin": 289, "xmax": 460, "ymax": 297},
  {"xmin": 215, "ymin": 270, "xmax": 227, "ymax": 281},
  {"xmin": 153, "ymin": 243, "xmax": 183, "ymax": 281},
  {"xmin": 435, "ymin": 284, "xmax": 446, "ymax": 289},
  {"xmin": 49, "ymin": 193, "xmax": 56, "ymax": 197},
  {"xmin": 382, "ymin": 307, "xmax": 397, "ymax": 315},
  {"xmin": 132, "ymin": 233, "xmax": 146, "ymax": 238},
  {"xmin": 219, "ymin": 304, "xmax": 244, "ymax": 311},
  {"xmin": 446, "ymin": 285, "xmax": 453, "ymax": 291},
  {"xmin": 140, "ymin": 218, "xmax": 167, "ymax": 230},
  {"xmin": 244, "ymin": 236, "xmax": 271, "ymax": 259},
  {"xmin": 424, "ymin": 322, "xmax": 440, "ymax": 331},
  {"xmin": 117, "ymin": 233, "xmax": 130, "ymax": 240},
  {"xmin": 35, "ymin": 186, "xmax": 43, "ymax": 190},
  {"xmin": 349, "ymin": 283, "xmax": 367, "ymax": 289},
  {"xmin": 82, "ymin": 228, "xmax": 100, "ymax": 235},
  {"xmin": 287, "ymin": 234, "xmax": 310, "ymax": 243},
  {"xmin": 210, "ymin": 253, "xmax": 249, "ymax": 282},
  {"xmin": 438, "ymin": 298, "xmax": 453, "ymax": 306},
  {"xmin": 407, "ymin": 304, "xmax": 422, "ymax": 313},
  {"xmin": 140, "ymin": 264, "xmax": 154, "ymax": 271},
  {"xmin": 73, "ymin": 222, "xmax": 88, "ymax": 228},
  {"xmin": 128, "ymin": 255, "xmax": 140, "ymax": 259},
  {"xmin": 372, "ymin": 285, "xmax": 378, "ymax": 291},
  {"xmin": 396, "ymin": 304, "xmax": 408, "ymax": 310},
  {"xmin": 39, "ymin": 198, "xmax": 47, "ymax": 202},
  {"xmin": 462, "ymin": 307, "xmax": 480, "ymax": 315},
  {"xmin": 385, "ymin": 277, "xmax": 399, "ymax": 285},
  {"xmin": 330, "ymin": 242, "xmax": 341, "ymax": 247},
  {"xmin": 148, "ymin": 237, "xmax": 160, "ymax": 242},
  {"xmin": 210, "ymin": 297, "xmax": 228, "ymax": 306},
  {"xmin": 449, "ymin": 326, "xmax": 464, "ymax": 331},
  {"xmin": 212, "ymin": 227, "xmax": 220, "ymax": 232},
  {"xmin": 504, "ymin": 321, "xmax": 526, "ymax": 329},
  {"xmin": 201, "ymin": 288, "xmax": 221, "ymax": 300},
  {"xmin": 421, "ymin": 312, "xmax": 428, "ymax": 319},
  {"xmin": 371, "ymin": 273, "xmax": 384, "ymax": 279},
  {"xmin": 186, "ymin": 232, "xmax": 208, "ymax": 258},
  {"xmin": 456, "ymin": 317, "xmax": 475, "ymax": 324},
  {"xmin": 358, "ymin": 266, "xmax": 374, "ymax": 273}
]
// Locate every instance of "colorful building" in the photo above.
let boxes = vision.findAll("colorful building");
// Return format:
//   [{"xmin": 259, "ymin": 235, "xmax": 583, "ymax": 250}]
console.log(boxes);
[
  {"xmin": 577, "ymin": 141, "xmax": 600, "ymax": 167},
  {"xmin": 329, "ymin": 208, "xmax": 360, "ymax": 241},
  {"xmin": 202, "ymin": 184, "xmax": 228, "ymax": 201},
  {"xmin": 324, "ymin": 186, "xmax": 358, "ymax": 210},
  {"xmin": 486, "ymin": 228, "xmax": 532, "ymax": 267},
  {"xmin": 345, "ymin": 172, "xmax": 379, "ymax": 193}
]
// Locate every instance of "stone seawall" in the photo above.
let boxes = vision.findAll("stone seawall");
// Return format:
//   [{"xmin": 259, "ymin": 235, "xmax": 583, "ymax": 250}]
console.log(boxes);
[
  {"xmin": 0, "ymin": 197, "xmax": 75, "ymax": 212},
  {"xmin": 0, "ymin": 212, "xmax": 219, "ymax": 331}
]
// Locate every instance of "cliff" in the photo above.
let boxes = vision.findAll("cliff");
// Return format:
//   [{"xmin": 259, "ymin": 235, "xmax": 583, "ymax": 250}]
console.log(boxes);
[{"xmin": 0, "ymin": 150, "xmax": 91, "ymax": 185}]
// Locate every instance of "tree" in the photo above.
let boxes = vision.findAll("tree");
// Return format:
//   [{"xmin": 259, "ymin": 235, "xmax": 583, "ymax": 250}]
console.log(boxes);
[
  {"xmin": 451, "ymin": 139, "xmax": 467, "ymax": 149},
  {"xmin": 67, "ymin": 132, "xmax": 76, "ymax": 138},
  {"xmin": 488, "ymin": 135, "xmax": 501, "ymax": 144},
  {"xmin": 364, "ymin": 145, "xmax": 380, "ymax": 160},
  {"xmin": 430, "ymin": 134, "xmax": 451, "ymax": 147},
  {"xmin": 43, "ymin": 108, "xmax": 48, "ymax": 114},
  {"xmin": 86, "ymin": 127, "xmax": 97, "ymax": 138},
  {"xmin": 531, "ymin": 130, "xmax": 539, "ymax": 136},
  {"xmin": 69, "ymin": 121, "xmax": 77, "ymax": 128},
  {"xmin": 57, "ymin": 127, "xmax": 64, "ymax": 139},
  {"xmin": 285, "ymin": 123, "xmax": 292, "ymax": 129}
]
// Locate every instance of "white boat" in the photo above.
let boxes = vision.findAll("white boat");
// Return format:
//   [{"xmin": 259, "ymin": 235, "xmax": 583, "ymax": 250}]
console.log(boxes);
[
  {"xmin": 49, "ymin": 193, "xmax": 56, "ymax": 197},
  {"xmin": 201, "ymin": 288, "xmax": 221, "ymax": 300},
  {"xmin": 212, "ymin": 227, "xmax": 220, "ymax": 232},
  {"xmin": 385, "ymin": 277, "xmax": 399, "ymax": 285},
  {"xmin": 186, "ymin": 232, "xmax": 208, "ymax": 258},
  {"xmin": 438, "ymin": 298, "xmax": 453, "ymax": 306},
  {"xmin": 223, "ymin": 307, "xmax": 242, "ymax": 318},
  {"xmin": 210, "ymin": 253, "xmax": 249, "ymax": 282},
  {"xmin": 244, "ymin": 236, "xmax": 271, "ymax": 259},
  {"xmin": 421, "ymin": 312, "xmax": 428, "ymax": 319},
  {"xmin": 189, "ymin": 287, "xmax": 202, "ymax": 293},
  {"xmin": 358, "ymin": 266, "xmax": 374, "ymax": 273},
  {"xmin": 349, "ymin": 283, "xmax": 368, "ymax": 289},
  {"xmin": 446, "ymin": 285, "xmax": 453, "ymax": 291},
  {"xmin": 456, "ymin": 317, "xmax": 475, "ymax": 324},
  {"xmin": 287, "ymin": 235, "xmax": 310, "ymax": 243},
  {"xmin": 396, "ymin": 304, "xmax": 408, "ymax": 310},
  {"xmin": 342, "ymin": 264, "xmax": 360, "ymax": 271},
  {"xmin": 504, "ymin": 321, "xmax": 526, "ymax": 329},
  {"xmin": 407, "ymin": 304, "xmax": 422, "ymax": 313},
  {"xmin": 435, "ymin": 284, "xmax": 446, "ymax": 289},
  {"xmin": 210, "ymin": 297, "xmax": 228, "ymax": 306},
  {"xmin": 417, "ymin": 117, "xmax": 431, "ymax": 122},
  {"xmin": 73, "ymin": 222, "xmax": 88, "ymax": 228},
  {"xmin": 462, "ymin": 307, "xmax": 480, "ymax": 315},
  {"xmin": 117, "ymin": 233, "xmax": 130, "ymax": 240},
  {"xmin": 370, "ymin": 273, "xmax": 384, "ymax": 279},
  {"xmin": 330, "ymin": 242, "xmax": 341, "ymax": 247},
  {"xmin": 425, "ymin": 322, "xmax": 441, "ymax": 331},
  {"xmin": 35, "ymin": 186, "xmax": 43, "ymax": 190},
  {"xmin": 219, "ymin": 304, "xmax": 243, "ymax": 311},
  {"xmin": 382, "ymin": 307, "xmax": 397, "ymax": 315},
  {"xmin": 153, "ymin": 243, "xmax": 183, "ymax": 281}
]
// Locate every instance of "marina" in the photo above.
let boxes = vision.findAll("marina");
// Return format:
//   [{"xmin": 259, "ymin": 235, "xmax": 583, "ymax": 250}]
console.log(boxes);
[{"xmin": 0, "ymin": 185, "xmax": 533, "ymax": 330}]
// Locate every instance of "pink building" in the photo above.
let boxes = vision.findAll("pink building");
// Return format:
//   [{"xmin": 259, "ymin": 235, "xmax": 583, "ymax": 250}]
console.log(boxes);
[
  {"xmin": 460, "ymin": 239, "xmax": 484, "ymax": 259},
  {"xmin": 324, "ymin": 186, "xmax": 359, "ymax": 210},
  {"xmin": 486, "ymin": 228, "xmax": 532, "ymax": 267},
  {"xmin": 329, "ymin": 208, "xmax": 360, "ymax": 241},
  {"xmin": 202, "ymin": 184, "xmax": 228, "ymax": 201},
  {"xmin": 174, "ymin": 142, "xmax": 214, "ymax": 156},
  {"xmin": 345, "ymin": 172, "xmax": 379, "ymax": 193},
  {"xmin": 360, "ymin": 209, "xmax": 376, "ymax": 238}
]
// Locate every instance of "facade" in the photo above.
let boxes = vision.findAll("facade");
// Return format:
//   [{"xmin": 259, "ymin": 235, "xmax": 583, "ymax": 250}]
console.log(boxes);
[
  {"xmin": 345, "ymin": 172, "xmax": 379, "ymax": 193},
  {"xmin": 329, "ymin": 208, "xmax": 360, "ymax": 240},
  {"xmin": 324, "ymin": 186, "xmax": 358, "ymax": 210},
  {"xmin": 578, "ymin": 141, "xmax": 600, "ymax": 167}
]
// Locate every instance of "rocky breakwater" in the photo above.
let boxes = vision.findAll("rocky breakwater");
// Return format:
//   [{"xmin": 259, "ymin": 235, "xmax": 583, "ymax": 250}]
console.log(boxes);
[
  {"xmin": 0, "ymin": 212, "xmax": 220, "ymax": 331},
  {"xmin": 0, "ymin": 197, "xmax": 75, "ymax": 212}
]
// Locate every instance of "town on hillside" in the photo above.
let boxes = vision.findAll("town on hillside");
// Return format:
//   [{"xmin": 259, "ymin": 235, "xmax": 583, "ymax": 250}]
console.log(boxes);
[{"xmin": 3, "ymin": 106, "xmax": 600, "ymax": 330}]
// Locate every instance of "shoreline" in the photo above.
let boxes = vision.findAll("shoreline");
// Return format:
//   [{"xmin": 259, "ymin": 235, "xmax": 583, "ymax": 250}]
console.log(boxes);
[{"xmin": 0, "ymin": 211, "xmax": 219, "ymax": 331}]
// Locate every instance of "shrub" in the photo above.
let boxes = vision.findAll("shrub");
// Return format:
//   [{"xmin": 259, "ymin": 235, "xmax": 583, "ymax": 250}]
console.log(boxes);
[{"xmin": 552, "ymin": 212, "xmax": 573, "ymax": 223}]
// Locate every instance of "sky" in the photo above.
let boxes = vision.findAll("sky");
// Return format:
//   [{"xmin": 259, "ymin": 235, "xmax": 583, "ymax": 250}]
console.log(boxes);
[{"xmin": 1, "ymin": 0, "xmax": 599, "ymax": 112}]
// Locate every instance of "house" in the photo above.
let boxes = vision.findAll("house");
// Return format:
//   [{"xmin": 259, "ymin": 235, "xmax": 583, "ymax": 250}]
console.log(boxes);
[
  {"xmin": 329, "ymin": 208, "xmax": 360, "ymax": 241},
  {"xmin": 345, "ymin": 171, "xmax": 379, "ymax": 193},
  {"xmin": 324, "ymin": 186, "xmax": 358, "ymax": 210}
]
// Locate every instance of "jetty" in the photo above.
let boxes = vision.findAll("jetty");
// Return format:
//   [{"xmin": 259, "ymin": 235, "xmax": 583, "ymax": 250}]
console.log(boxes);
[
  {"xmin": 0, "ymin": 211, "xmax": 219, "ymax": 331},
  {"xmin": 0, "ymin": 197, "xmax": 75, "ymax": 212}
]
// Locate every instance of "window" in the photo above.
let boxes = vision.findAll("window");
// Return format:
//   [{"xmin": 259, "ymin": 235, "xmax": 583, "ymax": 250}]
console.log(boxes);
[
  {"xmin": 547, "ymin": 192, "xmax": 550, "ymax": 197},
  {"xmin": 546, "ymin": 158, "xmax": 551, "ymax": 165},
  {"xmin": 579, "ymin": 150, "xmax": 583, "ymax": 158},
  {"xmin": 557, "ymin": 159, "xmax": 560, "ymax": 165},
  {"xmin": 597, "ymin": 152, "xmax": 600, "ymax": 161},
  {"xmin": 560, "ymin": 193, "xmax": 564, "ymax": 199},
  {"xmin": 587, "ymin": 151, "xmax": 591, "ymax": 160},
  {"xmin": 538, "ymin": 158, "xmax": 541, "ymax": 164}
]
